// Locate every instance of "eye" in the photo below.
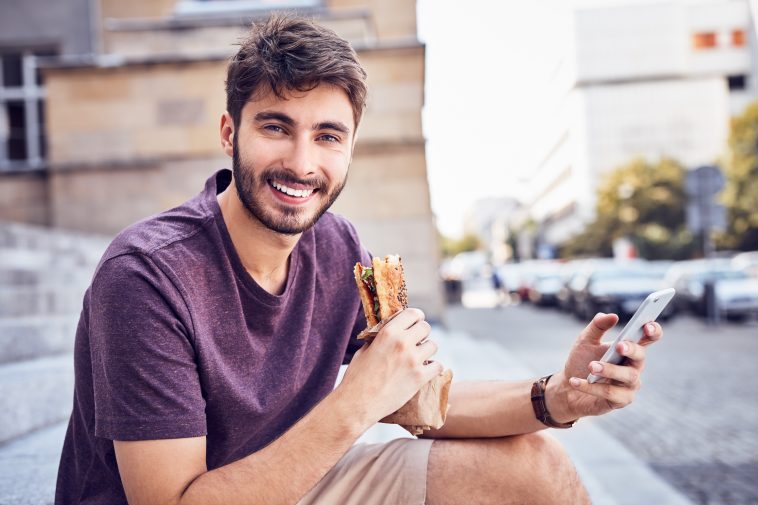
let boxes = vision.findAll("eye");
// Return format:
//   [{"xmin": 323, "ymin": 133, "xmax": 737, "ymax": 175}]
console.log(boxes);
[
  {"xmin": 263, "ymin": 124, "xmax": 286, "ymax": 134},
  {"xmin": 318, "ymin": 134, "xmax": 340, "ymax": 143}
]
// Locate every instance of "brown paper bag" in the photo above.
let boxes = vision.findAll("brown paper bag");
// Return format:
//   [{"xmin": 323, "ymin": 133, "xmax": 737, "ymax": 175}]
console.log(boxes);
[
  {"xmin": 358, "ymin": 314, "xmax": 454, "ymax": 436},
  {"xmin": 381, "ymin": 368, "xmax": 454, "ymax": 436}
]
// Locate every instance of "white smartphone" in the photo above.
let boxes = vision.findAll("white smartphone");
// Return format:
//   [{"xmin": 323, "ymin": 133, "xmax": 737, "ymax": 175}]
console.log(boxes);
[{"xmin": 587, "ymin": 288, "xmax": 676, "ymax": 384}]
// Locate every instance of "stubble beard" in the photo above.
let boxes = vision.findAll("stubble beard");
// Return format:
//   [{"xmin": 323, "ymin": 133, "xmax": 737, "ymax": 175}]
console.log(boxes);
[{"xmin": 232, "ymin": 137, "xmax": 347, "ymax": 235}]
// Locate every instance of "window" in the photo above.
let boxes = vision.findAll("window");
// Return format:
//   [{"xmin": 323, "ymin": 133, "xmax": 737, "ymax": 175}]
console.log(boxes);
[
  {"xmin": 692, "ymin": 32, "xmax": 717, "ymax": 50},
  {"xmin": 732, "ymin": 29, "xmax": 746, "ymax": 47},
  {"xmin": 0, "ymin": 50, "xmax": 52, "ymax": 171},
  {"xmin": 728, "ymin": 75, "xmax": 747, "ymax": 91}
]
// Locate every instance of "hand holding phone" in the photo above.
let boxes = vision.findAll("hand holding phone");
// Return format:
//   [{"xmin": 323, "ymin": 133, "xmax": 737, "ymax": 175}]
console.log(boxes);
[{"xmin": 587, "ymin": 288, "xmax": 675, "ymax": 384}]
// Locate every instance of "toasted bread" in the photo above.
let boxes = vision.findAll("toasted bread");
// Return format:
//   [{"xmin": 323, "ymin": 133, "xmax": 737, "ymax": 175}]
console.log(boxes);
[{"xmin": 372, "ymin": 255, "xmax": 408, "ymax": 321}]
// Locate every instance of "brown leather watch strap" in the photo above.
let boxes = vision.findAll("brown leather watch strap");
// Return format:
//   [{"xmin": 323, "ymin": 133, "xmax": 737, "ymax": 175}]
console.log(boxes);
[{"xmin": 530, "ymin": 374, "xmax": 576, "ymax": 429}]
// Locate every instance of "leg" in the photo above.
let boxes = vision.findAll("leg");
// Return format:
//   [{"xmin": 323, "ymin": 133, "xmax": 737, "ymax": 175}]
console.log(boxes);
[{"xmin": 426, "ymin": 432, "xmax": 590, "ymax": 505}]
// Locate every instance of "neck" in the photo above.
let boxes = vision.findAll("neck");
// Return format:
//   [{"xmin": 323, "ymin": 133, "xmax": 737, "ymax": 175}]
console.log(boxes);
[{"xmin": 217, "ymin": 182, "xmax": 300, "ymax": 295}]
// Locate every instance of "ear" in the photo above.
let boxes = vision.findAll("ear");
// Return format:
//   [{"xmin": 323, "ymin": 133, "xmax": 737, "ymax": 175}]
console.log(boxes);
[{"xmin": 220, "ymin": 111, "xmax": 235, "ymax": 158}]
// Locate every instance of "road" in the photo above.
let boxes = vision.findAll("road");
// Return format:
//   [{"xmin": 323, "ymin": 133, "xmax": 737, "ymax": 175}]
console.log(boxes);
[{"xmin": 444, "ymin": 287, "xmax": 758, "ymax": 505}]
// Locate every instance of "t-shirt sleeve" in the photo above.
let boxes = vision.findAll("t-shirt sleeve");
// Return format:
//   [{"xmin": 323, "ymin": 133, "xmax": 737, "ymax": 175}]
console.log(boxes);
[
  {"xmin": 343, "ymin": 247, "xmax": 373, "ymax": 365},
  {"xmin": 89, "ymin": 253, "xmax": 207, "ymax": 441}
]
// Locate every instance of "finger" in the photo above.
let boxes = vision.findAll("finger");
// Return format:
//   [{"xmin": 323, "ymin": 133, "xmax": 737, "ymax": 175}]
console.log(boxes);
[
  {"xmin": 577, "ymin": 313, "xmax": 619, "ymax": 345},
  {"xmin": 617, "ymin": 340, "xmax": 646, "ymax": 368},
  {"xmin": 407, "ymin": 320, "xmax": 432, "ymax": 346},
  {"xmin": 639, "ymin": 322, "xmax": 663, "ymax": 346},
  {"xmin": 569, "ymin": 377, "xmax": 635, "ymax": 409},
  {"xmin": 587, "ymin": 361, "xmax": 640, "ymax": 388},
  {"xmin": 422, "ymin": 360, "xmax": 445, "ymax": 381},
  {"xmin": 384, "ymin": 308, "xmax": 425, "ymax": 331},
  {"xmin": 376, "ymin": 319, "xmax": 430, "ymax": 353},
  {"xmin": 415, "ymin": 339, "xmax": 439, "ymax": 362}
]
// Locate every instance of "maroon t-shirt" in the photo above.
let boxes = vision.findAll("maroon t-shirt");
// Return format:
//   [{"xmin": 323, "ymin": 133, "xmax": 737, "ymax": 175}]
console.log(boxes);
[{"xmin": 55, "ymin": 169, "xmax": 370, "ymax": 504}]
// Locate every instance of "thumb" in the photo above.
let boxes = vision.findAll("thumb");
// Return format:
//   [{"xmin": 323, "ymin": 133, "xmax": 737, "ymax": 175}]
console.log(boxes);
[{"xmin": 577, "ymin": 312, "xmax": 618, "ymax": 345}]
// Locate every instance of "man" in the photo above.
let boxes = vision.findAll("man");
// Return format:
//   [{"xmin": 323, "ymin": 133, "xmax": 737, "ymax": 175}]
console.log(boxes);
[{"xmin": 55, "ymin": 14, "xmax": 662, "ymax": 505}]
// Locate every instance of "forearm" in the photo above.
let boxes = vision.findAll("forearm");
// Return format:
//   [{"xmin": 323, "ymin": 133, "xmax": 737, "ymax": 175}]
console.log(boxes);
[
  {"xmin": 420, "ymin": 374, "xmax": 573, "ymax": 439},
  {"xmin": 181, "ymin": 387, "xmax": 368, "ymax": 505}
]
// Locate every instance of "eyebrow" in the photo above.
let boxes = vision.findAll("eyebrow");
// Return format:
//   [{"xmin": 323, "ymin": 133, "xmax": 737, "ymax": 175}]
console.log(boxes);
[
  {"xmin": 315, "ymin": 121, "xmax": 351, "ymax": 135},
  {"xmin": 254, "ymin": 111, "xmax": 351, "ymax": 135}
]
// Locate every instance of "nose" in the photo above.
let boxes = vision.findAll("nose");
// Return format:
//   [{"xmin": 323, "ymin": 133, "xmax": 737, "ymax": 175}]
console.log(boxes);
[{"xmin": 284, "ymin": 135, "xmax": 316, "ymax": 178}]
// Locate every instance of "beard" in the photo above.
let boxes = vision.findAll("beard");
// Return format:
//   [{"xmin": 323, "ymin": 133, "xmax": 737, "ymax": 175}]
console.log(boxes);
[{"xmin": 232, "ymin": 137, "xmax": 347, "ymax": 235}]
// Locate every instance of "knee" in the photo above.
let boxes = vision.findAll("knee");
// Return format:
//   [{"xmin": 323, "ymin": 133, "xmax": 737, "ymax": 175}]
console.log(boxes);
[
  {"xmin": 509, "ymin": 432, "xmax": 589, "ymax": 504},
  {"xmin": 519, "ymin": 431, "xmax": 571, "ymax": 469}
]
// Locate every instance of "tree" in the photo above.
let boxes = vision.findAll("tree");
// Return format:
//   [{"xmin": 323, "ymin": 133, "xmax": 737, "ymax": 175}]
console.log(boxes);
[
  {"xmin": 439, "ymin": 232, "xmax": 482, "ymax": 258},
  {"xmin": 560, "ymin": 158, "xmax": 696, "ymax": 260},
  {"xmin": 718, "ymin": 102, "xmax": 758, "ymax": 251}
]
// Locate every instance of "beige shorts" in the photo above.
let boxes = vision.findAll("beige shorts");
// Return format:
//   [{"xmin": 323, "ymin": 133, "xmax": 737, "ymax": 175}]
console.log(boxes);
[{"xmin": 297, "ymin": 438, "xmax": 435, "ymax": 505}]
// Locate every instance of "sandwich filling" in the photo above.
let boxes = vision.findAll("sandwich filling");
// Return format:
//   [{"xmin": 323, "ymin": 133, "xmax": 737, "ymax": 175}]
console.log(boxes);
[{"xmin": 360, "ymin": 266, "xmax": 381, "ymax": 321}]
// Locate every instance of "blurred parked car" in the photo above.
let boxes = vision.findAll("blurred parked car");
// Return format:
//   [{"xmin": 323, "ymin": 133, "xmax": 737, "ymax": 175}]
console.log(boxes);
[
  {"xmin": 559, "ymin": 258, "xmax": 633, "ymax": 315},
  {"xmin": 664, "ymin": 259, "xmax": 758, "ymax": 320},
  {"xmin": 497, "ymin": 262, "xmax": 526, "ymax": 300},
  {"xmin": 556, "ymin": 259, "xmax": 601, "ymax": 313},
  {"xmin": 663, "ymin": 258, "xmax": 734, "ymax": 315},
  {"xmin": 440, "ymin": 251, "xmax": 488, "ymax": 281},
  {"xmin": 732, "ymin": 251, "xmax": 758, "ymax": 278},
  {"xmin": 714, "ymin": 273, "xmax": 758, "ymax": 321},
  {"xmin": 572, "ymin": 262, "xmax": 671, "ymax": 320},
  {"xmin": 528, "ymin": 272, "xmax": 564, "ymax": 306},
  {"xmin": 513, "ymin": 260, "xmax": 562, "ymax": 302}
]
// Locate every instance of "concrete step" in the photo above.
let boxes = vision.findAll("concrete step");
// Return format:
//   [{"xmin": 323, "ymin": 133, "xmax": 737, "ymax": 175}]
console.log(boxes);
[
  {"xmin": 0, "ymin": 286, "xmax": 87, "ymax": 318},
  {"xmin": 0, "ymin": 421, "xmax": 67, "ymax": 505},
  {"xmin": 0, "ymin": 355, "xmax": 74, "ymax": 444},
  {"xmin": 0, "ymin": 316, "xmax": 79, "ymax": 365},
  {"xmin": 0, "ymin": 249, "xmax": 98, "ymax": 287},
  {"xmin": 0, "ymin": 222, "xmax": 109, "ymax": 257}
]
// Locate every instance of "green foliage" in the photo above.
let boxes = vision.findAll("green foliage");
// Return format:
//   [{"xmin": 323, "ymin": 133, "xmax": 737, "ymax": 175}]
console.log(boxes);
[
  {"xmin": 718, "ymin": 102, "xmax": 758, "ymax": 250},
  {"xmin": 560, "ymin": 158, "xmax": 696, "ymax": 260},
  {"xmin": 440, "ymin": 232, "xmax": 482, "ymax": 257}
]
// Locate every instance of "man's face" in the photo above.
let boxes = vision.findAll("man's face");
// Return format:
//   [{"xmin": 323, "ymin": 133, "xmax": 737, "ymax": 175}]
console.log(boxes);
[{"xmin": 231, "ymin": 84, "xmax": 355, "ymax": 235}]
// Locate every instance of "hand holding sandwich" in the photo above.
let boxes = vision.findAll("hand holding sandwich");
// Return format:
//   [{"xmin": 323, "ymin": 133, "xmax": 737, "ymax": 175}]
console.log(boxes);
[
  {"xmin": 342, "ymin": 255, "xmax": 453, "ymax": 435},
  {"xmin": 338, "ymin": 308, "xmax": 444, "ymax": 425}
]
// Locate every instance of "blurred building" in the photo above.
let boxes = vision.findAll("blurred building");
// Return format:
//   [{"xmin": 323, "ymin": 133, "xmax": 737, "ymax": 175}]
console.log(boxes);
[
  {"xmin": 522, "ymin": 0, "xmax": 754, "ymax": 248},
  {"xmin": 463, "ymin": 197, "xmax": 522, "ymax": 264},
  {"xmin": 0, "ymin": 0, "xmax": 443, "ymax": 317}
]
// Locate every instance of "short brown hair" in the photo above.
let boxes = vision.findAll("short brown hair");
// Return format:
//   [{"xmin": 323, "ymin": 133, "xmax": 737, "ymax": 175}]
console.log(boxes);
[{"xmin": 226, "ymin": 14, "xmax": 368, "ymax": 130}]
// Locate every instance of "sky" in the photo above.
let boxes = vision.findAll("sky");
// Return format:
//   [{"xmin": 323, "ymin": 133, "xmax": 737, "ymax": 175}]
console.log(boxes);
[
  {"xmin": 415, "ymin": 0, "xmax": 569, "ymax": 238},
  {"xmin": 414, "ymin": 0, "xmax": 724, "ymax": 238}
]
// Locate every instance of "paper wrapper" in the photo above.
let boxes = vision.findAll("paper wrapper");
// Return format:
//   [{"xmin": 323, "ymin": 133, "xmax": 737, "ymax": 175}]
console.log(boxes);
[
  {"xmin": 358, "ymin": 312, "xmax": 454, "ymax": 436},
  {"xmin": 380, "ymin": 368, "xmax": 454, "ymax": 435}
]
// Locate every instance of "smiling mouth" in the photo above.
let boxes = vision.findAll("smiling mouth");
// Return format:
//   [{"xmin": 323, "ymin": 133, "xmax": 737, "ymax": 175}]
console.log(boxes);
[{"xmin": 269, "ymin": 180, "xmax": 318, "ymax": 198}]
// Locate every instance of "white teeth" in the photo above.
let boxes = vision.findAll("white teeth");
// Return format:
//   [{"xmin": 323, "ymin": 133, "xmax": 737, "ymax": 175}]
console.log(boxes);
[{"xmin": 271, "ymin": 181, "xmax": 314, "ymax": 198}]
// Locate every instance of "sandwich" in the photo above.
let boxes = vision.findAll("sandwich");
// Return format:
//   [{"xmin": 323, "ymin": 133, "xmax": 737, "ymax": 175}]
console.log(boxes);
[
  {"xmin": 354, "ymin": 254, "xmax": 408, "ymax": 335},
  {"xmin": 353, "ymin": 255, "xmax": 453, "ymax": 435}
]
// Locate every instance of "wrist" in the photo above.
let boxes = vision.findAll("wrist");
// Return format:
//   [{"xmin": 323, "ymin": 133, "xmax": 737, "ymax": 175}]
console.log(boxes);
[
  {"xmin": 331, "ymin": 383, "xmax": 375, "ymax": 436},
  {"xmin": 543, "ymin": 371, "xmax": 577, "ymax": 425}
]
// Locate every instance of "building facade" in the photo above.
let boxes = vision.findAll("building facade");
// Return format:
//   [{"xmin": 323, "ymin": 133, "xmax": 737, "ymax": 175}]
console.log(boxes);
[
  {"xmin": 0, "ymin": 0, "xmax": 444, "ymax": 317},
  {"xmin": 523, "ymin": 0, "xmax": 754, "ymax": 249}
]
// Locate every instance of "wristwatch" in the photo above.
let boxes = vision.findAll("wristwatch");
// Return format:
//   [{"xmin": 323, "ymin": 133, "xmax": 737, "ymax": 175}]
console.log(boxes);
[{"xmin": 530, "ymin": 374, "xmax": 576, "ymax": 429}]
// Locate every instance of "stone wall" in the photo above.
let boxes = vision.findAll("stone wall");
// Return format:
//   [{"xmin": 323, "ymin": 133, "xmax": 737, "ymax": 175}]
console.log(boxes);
[
  {"xmin": 2, "ymin": 0, "xmax": 443, "ymax": 317},
  {"xmin": 45, "ymin": 60, "xmax": 225, "ymax": 165},
  {"xmin": 0, "ymin": 172, "xmax": 48, "ymax": 226}
]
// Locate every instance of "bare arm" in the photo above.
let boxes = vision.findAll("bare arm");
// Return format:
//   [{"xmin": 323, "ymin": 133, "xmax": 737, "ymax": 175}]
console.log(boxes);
[
  {"xmin": 421, "ymin": 313, "xmax": 664, "ymax": 439},
  {"xmin": 418, "ymin": 378, "xmax": 559, "ymax": 438},
  {"xmin": 115, "ymin": 308, "xmax": 443, "ymax": 505},
  {"xmin": 116, "ymin": 386, "xmax": 365, "ymax": 505}
]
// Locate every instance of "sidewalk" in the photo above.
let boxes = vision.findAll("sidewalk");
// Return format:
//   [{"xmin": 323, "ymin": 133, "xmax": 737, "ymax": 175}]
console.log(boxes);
[
  {"xmin": 1, "ymin": 326, "xmax": 696, "ymax": 505},
  {"xmin": 353, "ymin": 326, "xmax": 696, "ymax": 505}
]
